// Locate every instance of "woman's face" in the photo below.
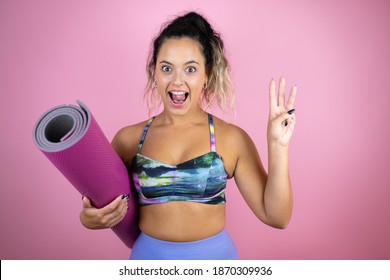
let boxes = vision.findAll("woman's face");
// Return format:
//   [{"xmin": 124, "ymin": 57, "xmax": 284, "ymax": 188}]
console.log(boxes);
[{"xmin": 154, "ymin": 37, "xmax": 208, "ymax": 115}]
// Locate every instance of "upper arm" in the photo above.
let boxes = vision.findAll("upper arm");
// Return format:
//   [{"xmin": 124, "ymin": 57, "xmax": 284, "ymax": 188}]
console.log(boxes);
[{"xmin": 226, "ymin": 126, "xmax": 269, "ymax": 222}]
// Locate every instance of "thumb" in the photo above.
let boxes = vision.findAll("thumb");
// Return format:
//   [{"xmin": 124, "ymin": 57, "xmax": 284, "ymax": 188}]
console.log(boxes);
[
  {"xmin": 82, "ymin": 195, "xmax": 93, "ymax": 208},
  {"xmin": 274, "ymin": 109, "xmax": 295, "ymax": 126}
]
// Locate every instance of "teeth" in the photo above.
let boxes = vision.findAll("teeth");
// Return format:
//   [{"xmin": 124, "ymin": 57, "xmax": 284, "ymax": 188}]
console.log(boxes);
[{"xmin": 169, "ymin": 91, "xmax": 186, "ymax": 95}]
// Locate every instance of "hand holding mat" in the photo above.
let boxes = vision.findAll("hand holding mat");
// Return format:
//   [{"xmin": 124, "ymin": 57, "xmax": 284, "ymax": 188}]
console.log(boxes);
[{"xmin": 32, "ymin": 100, "xmax": 139, "ymax": 248}]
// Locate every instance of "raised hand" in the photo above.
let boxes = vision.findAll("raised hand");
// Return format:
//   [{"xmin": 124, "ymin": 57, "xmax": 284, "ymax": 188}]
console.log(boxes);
[{"xmin": 267, "ymin": 77, "xmax": 297, "ymax": 147}]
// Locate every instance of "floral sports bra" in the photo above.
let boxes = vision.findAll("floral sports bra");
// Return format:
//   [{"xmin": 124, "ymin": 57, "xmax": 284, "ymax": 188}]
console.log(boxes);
[{"xmin": 131, "ymin": 114, "xmax": 227, "ymax": 206}]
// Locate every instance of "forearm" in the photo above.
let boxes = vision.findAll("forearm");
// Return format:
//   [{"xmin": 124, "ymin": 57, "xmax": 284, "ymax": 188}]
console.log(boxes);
[{"xmin": 264, "ymin": 143, "xmax": 293, "ymax": 228}]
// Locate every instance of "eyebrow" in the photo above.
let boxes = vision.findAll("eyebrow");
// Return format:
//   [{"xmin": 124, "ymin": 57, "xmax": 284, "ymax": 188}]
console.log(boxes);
[{"xmin": 159, "ymin": 60, "xmax": 199, "ymax": 65}]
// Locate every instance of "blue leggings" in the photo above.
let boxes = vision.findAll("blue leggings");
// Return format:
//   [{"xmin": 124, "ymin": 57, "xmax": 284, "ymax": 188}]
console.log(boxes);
[{"xmin": 130, "ymin": 229, "xmax": 239, "ymax": 260}]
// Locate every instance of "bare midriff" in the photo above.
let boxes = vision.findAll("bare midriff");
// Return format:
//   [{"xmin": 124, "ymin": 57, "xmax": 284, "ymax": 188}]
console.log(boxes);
[{"xmin": 139, "ymin": 202, "xmax": 226, "ymax": 242}]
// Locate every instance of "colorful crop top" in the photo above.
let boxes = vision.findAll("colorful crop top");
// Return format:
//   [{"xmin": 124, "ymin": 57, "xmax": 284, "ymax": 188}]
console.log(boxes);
[{"xmin": 131, "ymin": 114, "xmax": 227, "ymax": 206}]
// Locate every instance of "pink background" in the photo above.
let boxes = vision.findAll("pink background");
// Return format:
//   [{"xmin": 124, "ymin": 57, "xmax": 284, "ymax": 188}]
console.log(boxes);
[{"xmin": 1, "ymin": 0, "xmax": 389, "ymax": 260}]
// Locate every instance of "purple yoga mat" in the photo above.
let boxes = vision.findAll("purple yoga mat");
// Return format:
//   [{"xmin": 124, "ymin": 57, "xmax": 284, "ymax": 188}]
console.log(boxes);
[{"xmin": 32, "ymin": 100, "xmax": 139, "ymax": 248}]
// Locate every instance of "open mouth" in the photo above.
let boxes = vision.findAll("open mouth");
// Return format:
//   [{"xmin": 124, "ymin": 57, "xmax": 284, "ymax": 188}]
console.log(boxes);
[{"xmin": 168, "ymin": 91, "xmax": 189, "ymax": 105}]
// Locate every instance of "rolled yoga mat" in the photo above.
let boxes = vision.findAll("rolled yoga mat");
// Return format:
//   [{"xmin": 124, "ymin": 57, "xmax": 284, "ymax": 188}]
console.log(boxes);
[{"xmin": 32, "ymin": 100, "xmax": 139, "ymax": 248}]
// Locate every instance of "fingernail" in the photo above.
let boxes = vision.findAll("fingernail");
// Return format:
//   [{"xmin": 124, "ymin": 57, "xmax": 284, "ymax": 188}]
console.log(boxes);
[
  {"xmin": 82, "ymin": 195, "xmax": 85, "ymax": 200},
  {"xmin": 121, "ymin": 194, "xmax": 130, "ymax": 200},
  {"xmin": 287, "ymin": 109, "xmax": 295, "ymax": 115}
]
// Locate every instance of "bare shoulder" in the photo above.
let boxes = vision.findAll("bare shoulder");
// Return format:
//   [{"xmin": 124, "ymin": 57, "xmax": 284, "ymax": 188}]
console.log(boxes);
[
  {"xmin": 212, "ymin": 116, "xmax": 256, "ymax": 177},
  {"xmin": 111, "ymin": 120, "xmax": 150, "ymax": 165},
  {"xmin": 212, "ymin": 116, "xmax": 253, "ymax": 148}
]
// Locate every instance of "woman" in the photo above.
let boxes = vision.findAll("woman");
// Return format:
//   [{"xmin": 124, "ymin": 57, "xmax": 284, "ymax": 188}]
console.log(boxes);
[{"xmin": 80, "ymin": 11, "xmax": 297, "ymax": 260}]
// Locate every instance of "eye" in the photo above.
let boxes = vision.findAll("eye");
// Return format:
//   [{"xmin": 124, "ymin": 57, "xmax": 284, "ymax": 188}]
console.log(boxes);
[
  {"xmin": 161, "ymin": 65, "xmax": 171, "ymax": 72},
  {"xmin": 186, "ymin": 66, "xmax": 197, "ymax": 73}
]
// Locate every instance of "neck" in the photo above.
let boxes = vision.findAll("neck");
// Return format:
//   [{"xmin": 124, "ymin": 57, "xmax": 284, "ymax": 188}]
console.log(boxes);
[{"xmin": 158, "ymin": 108, "xmax": 208, "ymax": 126}]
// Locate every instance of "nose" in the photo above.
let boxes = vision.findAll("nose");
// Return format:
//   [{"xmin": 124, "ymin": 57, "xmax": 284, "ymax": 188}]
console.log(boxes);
[{"xmin": 172, "ymin": 71, "xmax": 184, "ymax": 86}]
